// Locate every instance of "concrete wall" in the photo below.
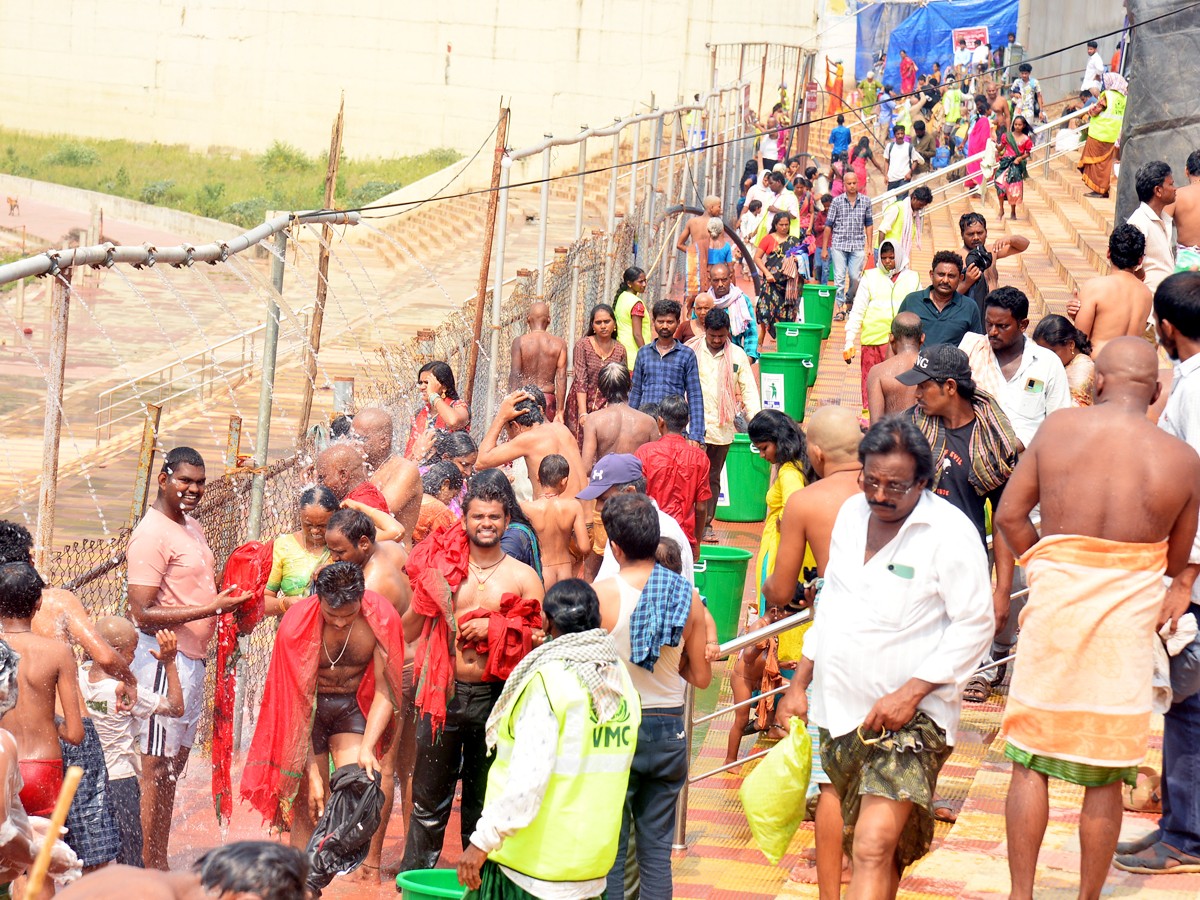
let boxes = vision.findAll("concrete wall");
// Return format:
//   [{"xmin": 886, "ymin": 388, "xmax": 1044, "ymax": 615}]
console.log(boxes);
[
  {"xmin": 1025, "ymin": 2, "xmax": 1125, "ymax": 101},
  {"xmin": 0, "ymin": 1, "xmax": 815, "ymax": 160}
]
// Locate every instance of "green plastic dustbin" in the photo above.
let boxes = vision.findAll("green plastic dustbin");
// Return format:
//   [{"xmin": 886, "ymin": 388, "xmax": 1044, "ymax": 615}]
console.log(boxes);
[
  {"xmin": 714, "ymin": 433, "xmax": 770, "ymax": 523},
  {"xmin": 776, "ymin": 321, "xmax": 824, "ymax": 358},
  {"xmin": 758, "ymin": 351, "xmax": 810, "ymax": 423},
  {"xmin": 397, "ymin": 869, "xmax": 467, "ymax": 899},
  {"xmin": 802, "ymin": 283, "xmax": 837, "ymax": 339},
  {"xmin": 694, "ymin": 545, "xmax": 755, "ymax": 644}
]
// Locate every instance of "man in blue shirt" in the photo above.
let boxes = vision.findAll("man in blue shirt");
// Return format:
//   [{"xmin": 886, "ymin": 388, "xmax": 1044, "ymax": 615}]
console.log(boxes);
[
  {"xmin": 828, "ymin": 115, "xmax": 852, "ymax": 158},
  {"xmin": 877, "ymin": 86, "xmax": 896, "ymax": 142},
  {"xmin": 896, "ymin": 250, "xmax": 984, "ymax": 346},
  {"xmin": 629, "ymin": 300, "xmax": 706, "ymax": 445}
]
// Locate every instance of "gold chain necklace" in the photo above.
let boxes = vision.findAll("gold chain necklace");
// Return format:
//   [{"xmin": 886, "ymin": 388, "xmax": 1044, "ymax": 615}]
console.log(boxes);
[{"xmin": 322, "ymin": 627, "xmax": 354, "ymax": 668}]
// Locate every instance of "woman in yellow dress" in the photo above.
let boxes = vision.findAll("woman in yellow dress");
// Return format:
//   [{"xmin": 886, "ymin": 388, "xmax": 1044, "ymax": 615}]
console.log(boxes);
[
  {"xmin": 263, "ymin": 484, "xmax": 338, "ymax": 615},
  {"xmin": 748, "ymin": 410, "xmax": 812, "ymax": 615}
]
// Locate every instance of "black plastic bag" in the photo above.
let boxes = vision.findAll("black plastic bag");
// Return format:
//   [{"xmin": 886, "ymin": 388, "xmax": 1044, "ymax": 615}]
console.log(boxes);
[{"xmin": 305, "ymin": 764, "xmax": 385, "ymax": 894}]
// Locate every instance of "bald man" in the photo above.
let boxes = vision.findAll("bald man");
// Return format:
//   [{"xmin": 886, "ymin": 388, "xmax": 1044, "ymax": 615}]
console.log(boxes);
[
  {"xmin": 351, "ymin": 407, "xmax": 423, "ymax": 541},
  {"xmin": 509, "ymin": 302, "xmax": 567, "ymax": 422},
  {"xmin": 314, "ymin": 441, "xmax": 390, "ymax": 514},
  {"xmin": 677, "ymin": 195, "xmax": 724, "ymax": 293},
  {"xmin": 762, "ymin": 404, "xmax": 864, "ymax": 894},
  {"xmin": 866, "ymin": 312, "xmax": 925, "ymax": 421},
  {"xmin": 995, "ymin": 337, "xmax": 1200, "ymax": 900}
]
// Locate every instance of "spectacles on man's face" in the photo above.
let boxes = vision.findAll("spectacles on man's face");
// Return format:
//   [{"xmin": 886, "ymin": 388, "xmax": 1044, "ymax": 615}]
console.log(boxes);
[{"xmin": 858, "ymin": 471, "xmax": 919, "ymax": 499}]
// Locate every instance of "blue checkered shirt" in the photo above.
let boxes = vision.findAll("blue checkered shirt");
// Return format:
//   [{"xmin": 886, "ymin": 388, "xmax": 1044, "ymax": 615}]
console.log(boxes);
[
  {"xmin": 629, "ymin": 340, "xmax": 706, "ymax": 443},
  {"xmin": 824, "ymin": 193, "xmax": 874, "ymax": 251}
]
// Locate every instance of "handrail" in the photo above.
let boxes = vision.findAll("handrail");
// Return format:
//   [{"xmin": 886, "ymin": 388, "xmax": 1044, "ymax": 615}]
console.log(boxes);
[
  {"xmin": 921, "ymin": 136, "xmax": 1082, "ymax": 217},
  {"xmin": 870, "ymin": 107, "xmax": 1081, "ymax": 210}
]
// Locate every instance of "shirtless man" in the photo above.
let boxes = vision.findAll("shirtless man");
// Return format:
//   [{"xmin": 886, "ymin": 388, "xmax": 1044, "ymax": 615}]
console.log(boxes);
[
  {"xmin": 762, "ymin": 405, "xmax": 863, "ymax": 898},
  {"xmin": 1168, "ymin": 149, "xmax": 1200, "ymax": 256},
  {"xmin": 521, "ymin": 455, "xmax": 589, "ymax": 587},
  {"xmin": 322, "ymin": 508, "xmax": 412, "ymax": 880},
  {"xmin": 582, "ymin": 363, "xmax": 660, "ymax": 474},
  {"xmin": 995, "ymin": 337, "xmax": 1200, "ymax": 900},
  {"xmin": 351, "ymin": 407, "xmax": 423, "ymax": 543},
  {"xmin": 676, "ymin": 195, "xmax": 723, "ymax": 293},
  {"xmin": 866, "ymin": 313, "xmax": 924, "ymax": 421},
  {"xmin": 243, "ymin": 561, "xmax": 406, "ymax": 882},
  {"xmin": 0, "ymin": 639, "xmax": 80, "ymax": 895},
  {"xmin": 477, "ymin": 387, "xmax": 588, "ymax": 498},
  {"xmin": 399, "ymin": 481, "xmax": 544, "ymax": 873},
  {"xmin": 987, "ymin": 82, "xmax": 1010, "ymax": 133},
  {"xmin": 1067, "ymin": 225, "xmax": 1154, "ymax": 353},
  {"xmin": 957, "ymin": 212, "xmax": 1030, "ymax": 317},
  {"xmin": 509, "ymin": 302, "xmax": 567, "ymax": 422},
  {"xmin": 0, "ymin": 561, "xmax": 84, "ymax": 822}
]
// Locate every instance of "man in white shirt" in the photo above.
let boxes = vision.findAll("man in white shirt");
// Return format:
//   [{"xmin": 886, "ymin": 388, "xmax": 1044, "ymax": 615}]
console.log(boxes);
[
  {"xmin": 884, "ymin": 125, "xmax": 920, "ymax": 195},
  {"xmin": 1126, "ymin": 160, "xmax": 1178, "ymax": 294},
  {"xmin": 1081, "ymin": 40, "xmax": 1106, "ymax": 94},
  {"xmin": 777, "ymin": 417, "xmax": 993, "ymax": 897},
  {"xmin": 971, "ymin": 40, "xmax": 992, "ymax": 69}
]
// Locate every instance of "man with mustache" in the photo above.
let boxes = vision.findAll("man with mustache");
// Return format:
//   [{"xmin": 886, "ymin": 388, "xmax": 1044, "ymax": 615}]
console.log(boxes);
[{"xmin": 776, "ymin": 417, "xmax": 993, "ymax": 899}]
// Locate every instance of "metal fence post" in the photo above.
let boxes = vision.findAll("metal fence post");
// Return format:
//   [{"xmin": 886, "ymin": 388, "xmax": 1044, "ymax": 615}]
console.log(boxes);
[
  {"xmin": 628, "ymin": 119, "xmax": 641, "ymax": 220},
  {"xmin": 536, "ymin": 139, "xmax": 552, "ymax": 295},
  {"xmin": 646, "ymin": 114, "xmax": 663, "ymax": 239},
  {"xmin": 485, "ymin": 159, "xmax": 513, "ymax": 423},
  {"xmin": 568, "ymin": 133, "xmax": 587, "ymax": 361},
  {"xmin": 34, "ymin": 267, "xmax": 72, "ymax": 572},
  {"xmin": 246, "ymin": 229, "xmax": 286, "ymax": 542},
  {"xmin": 672, "ymin": 684, "xmax": 695, "ymax": 851},
  {"xmin": 127, "ymin": 403, "xmax": 163, "ymax": 528},
  {"xmin": 603, "ymin": 125, "xmax": 621, "ymax": 304}
]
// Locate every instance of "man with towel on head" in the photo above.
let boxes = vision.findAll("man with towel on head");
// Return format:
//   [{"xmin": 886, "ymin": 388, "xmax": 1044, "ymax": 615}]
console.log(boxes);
[{"xmin": 995, "ymin": 337, "xmax": 1200, "ymax": 898}]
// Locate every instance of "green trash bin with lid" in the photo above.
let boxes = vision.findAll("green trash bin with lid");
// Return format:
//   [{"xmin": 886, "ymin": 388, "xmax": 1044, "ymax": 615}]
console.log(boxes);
[
  {"xmin": 714, "ymin": 433, "xmax": 769, "ymax": 523},
  {"xmin": 776, "ymin": 321, "xmax": 824, "ymax": 358},
  {"xmin": 758, "ymin": 351, "xmax": 810, "ymax": 423},
  {"xmin": 694, "ymin": 545, "xmax": 754, "ymax": 645},
  {"xmin": 802, "ymin": 283, "xmax": 837, "ymax": 339}
]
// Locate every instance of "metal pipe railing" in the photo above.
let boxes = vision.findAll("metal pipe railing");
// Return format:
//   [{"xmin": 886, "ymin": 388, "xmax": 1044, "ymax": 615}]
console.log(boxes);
[
  {"xmin": 870, "ymin": 107, "xmax": 1081, "ymax": 210},
  {"xmin": 0, "ymin": 210, "xmax": 360, "ymax": 288}
]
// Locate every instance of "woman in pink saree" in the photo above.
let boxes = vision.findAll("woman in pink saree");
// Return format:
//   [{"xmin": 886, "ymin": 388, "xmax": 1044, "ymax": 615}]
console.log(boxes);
[{"xmin": 965, "ymin": 94, "xmax": 993, "ymax": 189}]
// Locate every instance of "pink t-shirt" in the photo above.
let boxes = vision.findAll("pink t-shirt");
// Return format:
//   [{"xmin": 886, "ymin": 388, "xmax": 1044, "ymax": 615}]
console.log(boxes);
[{"xmin": 126, "ymin": 507, "xmax": 217, "ymax": 660}]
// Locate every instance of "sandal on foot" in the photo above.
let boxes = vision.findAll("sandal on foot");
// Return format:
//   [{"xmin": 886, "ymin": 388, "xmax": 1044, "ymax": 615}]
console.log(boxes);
[
  {"xmin": 1123, "ymin": 767, "xmax": 1163, "ymax": 814},
  {"xmin": 833, "ymin": 311, "xmax": 847, "ymax": 322},
  {"xmin": 1117, "ymin": 829, "xmax": 1162, "ymax": 856},
  {"xmin": 962, "ymin": 674, "xmax": 991, "ymax": 704},
  {"xmin": 932, "ymin": 796, "xmax": 964, "ymax": 824},
  {"xmin": 1113, "ymin": 840, "xmax": 1200, "ymax": 874}
]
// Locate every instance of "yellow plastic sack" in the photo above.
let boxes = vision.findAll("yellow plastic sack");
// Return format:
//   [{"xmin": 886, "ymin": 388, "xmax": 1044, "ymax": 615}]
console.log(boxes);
[{"xmin": 738, "ymin": 717, "xmax": 812, "ymax": 863}]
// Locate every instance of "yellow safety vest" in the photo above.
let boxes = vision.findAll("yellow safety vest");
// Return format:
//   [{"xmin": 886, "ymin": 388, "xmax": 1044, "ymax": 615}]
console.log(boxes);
[
  {"xmin": 943, "ymin": 89, "xmax": 964, "ymax": 124},
  {"xmin": 1088, "ymin": 90, "xmax": 1126, "ymax": 143},
  {"xmin": 855, "ymin": 267, "xmax": 922, "ymax": 346},
  {"xmin": 613, "ymin": 290, "xmax": 654, "ymax": 371},
  {"xmin": 488, "ymin": 661, "xmax": 642, "ymax": 883}
]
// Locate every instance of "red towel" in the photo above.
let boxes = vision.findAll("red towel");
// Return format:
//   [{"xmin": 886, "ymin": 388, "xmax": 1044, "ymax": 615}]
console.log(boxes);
[
  {"xmin": 346, "ymin": 480, "xmax": 391, "ymax": 514},
  {"xmin": 213, "ymin": 540, "xmax": 273, "ymax": 824},
  {"xmin": 405, "ymin": 522, "xmax": 470, "ymax": 734},
  {"xmin": 458, "ymin": 594, "xmax": 543, "ymax": 683},
  {"xmin": 240, "ymin": 589, "xmax": 407, "ymax": 830}
]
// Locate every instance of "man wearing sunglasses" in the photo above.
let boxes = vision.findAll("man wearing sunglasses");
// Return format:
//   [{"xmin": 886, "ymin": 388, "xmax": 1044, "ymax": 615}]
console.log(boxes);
[{"xmin": 776, "ymin": 416, "xmax": 993, "ymax": 898}]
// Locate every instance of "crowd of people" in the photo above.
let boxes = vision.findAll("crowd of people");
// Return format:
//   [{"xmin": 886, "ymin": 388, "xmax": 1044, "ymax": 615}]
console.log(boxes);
[{"xmin": 1, "ymin": 35, "xmax": 1197, "ymax": 900}]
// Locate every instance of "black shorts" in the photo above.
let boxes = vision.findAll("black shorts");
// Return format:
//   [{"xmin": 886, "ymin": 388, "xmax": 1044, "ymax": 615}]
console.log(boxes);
[{"xmin": 311, "ymin": 693, "xmax": 367, "ymax": 754}]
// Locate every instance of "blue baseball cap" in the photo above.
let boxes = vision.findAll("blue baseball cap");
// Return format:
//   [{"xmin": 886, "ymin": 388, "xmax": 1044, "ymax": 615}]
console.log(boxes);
[{"xmin": 576, "ymin": 453, "xmax": 643, "ymax": 500}]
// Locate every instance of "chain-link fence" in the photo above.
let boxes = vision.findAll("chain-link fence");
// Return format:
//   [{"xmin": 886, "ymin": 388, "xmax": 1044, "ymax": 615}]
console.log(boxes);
[{"xmin": 38, "ymin": 87, "xmax": 753, "ymax": 757}]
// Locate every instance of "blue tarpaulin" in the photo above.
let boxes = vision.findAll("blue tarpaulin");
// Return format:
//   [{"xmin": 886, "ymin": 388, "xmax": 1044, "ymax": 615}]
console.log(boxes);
[{"xmin": 857, "ymin": 0, "xmax": 1020, "ymax": 91}]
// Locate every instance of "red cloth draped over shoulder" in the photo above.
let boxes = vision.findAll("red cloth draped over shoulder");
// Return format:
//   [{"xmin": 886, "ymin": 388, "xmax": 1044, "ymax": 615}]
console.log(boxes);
[
  {"xmin": 458, "ymin": 594, "xmax": 542, "ymax": 682},
  {"xmin": 405, "ymin": 523, "xmax": 470, "ymax": 735},
  {"xmin": 346, "ymin": 480, "xmax": 391, "ymax": 514},
  {"xmin": 240, "ymin": 589, "xmax": 407, "ymax": 830},
  {"xmin": 213, "ymin": 540, "xmax": 272, "ymax": 824}
]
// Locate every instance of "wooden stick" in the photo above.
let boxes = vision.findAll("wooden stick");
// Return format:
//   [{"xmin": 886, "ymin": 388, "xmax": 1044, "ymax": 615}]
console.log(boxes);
[{"xmin": 25, "ymin": 765, "xmax": 82, "ymax": 895}]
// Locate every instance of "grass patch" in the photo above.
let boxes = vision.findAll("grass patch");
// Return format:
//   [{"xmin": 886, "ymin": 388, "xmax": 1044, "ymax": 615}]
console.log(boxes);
[{"xmin": 0, "ymin": 132, "xmax": 461, "ymax": 228}]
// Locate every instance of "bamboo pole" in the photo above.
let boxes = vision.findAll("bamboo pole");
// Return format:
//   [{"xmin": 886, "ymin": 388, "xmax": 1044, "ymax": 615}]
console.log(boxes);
[
  {"xmin": 296, "ymin": 96, "xmax": 345, "ymax": 439},
  {"xmin": 465, "ymin": 102, "xmax": 510, "ymax": 412}
]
